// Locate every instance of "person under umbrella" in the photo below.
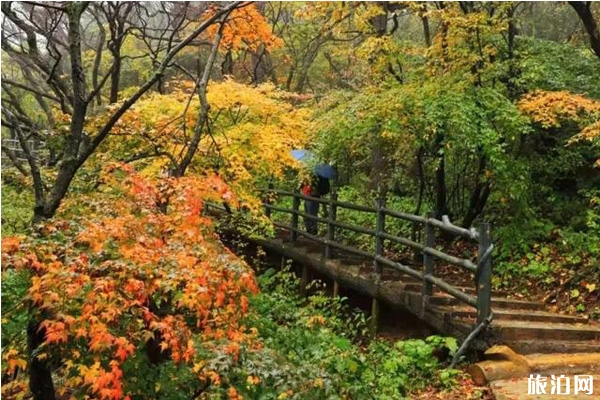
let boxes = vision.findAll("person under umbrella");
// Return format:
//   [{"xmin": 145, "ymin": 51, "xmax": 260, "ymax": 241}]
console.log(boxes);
[{"xmin": 292, "ymin": 150, "xmax": 335, "ymax": 235}]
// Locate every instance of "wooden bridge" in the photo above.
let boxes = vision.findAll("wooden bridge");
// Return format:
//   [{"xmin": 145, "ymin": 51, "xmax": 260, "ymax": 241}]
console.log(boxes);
[{"xmin": 236, "ymin": 189, "xmax": 600, "ymax": 362}]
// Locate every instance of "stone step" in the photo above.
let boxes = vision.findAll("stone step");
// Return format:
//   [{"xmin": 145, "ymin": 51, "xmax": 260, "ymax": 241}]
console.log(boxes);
[
  {"xmin": 403, "ymin": 281, "xmax": 504, "ymax": 297},
  {"xmin": 500, "ymin": 339, "xmax": 600, "ymax": 354},
  {"xmin": 428, "ymin": 294, "xmax": 546, "ymax": 311},
  {"xmin": 434, "ymin": 305, "xmax": 589, "ymax": 325},
  {"xmin": 492, "ymin": 320, "xmax": 600, "ymax": 342}
]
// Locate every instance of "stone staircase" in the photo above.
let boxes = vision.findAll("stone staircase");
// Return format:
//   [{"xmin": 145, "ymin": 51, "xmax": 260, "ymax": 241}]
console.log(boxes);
[
  {"xmin": 251, "ymin": 233, "xmax": 600, "ymax": 394},
  {"xmin": 397, "ymin": 276, "xmax": 600, "ymax": 354},
  {"xmin": 263, "ymin": 236, "xmax": 600, "ymax": 356}
]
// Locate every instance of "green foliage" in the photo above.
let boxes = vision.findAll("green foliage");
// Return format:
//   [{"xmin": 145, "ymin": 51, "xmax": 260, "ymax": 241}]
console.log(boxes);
[
  {"xmin": 1, "ymin": 269, "xmax": 30, "ymax": 351},
  {"xmin": 312, "ymin": 78, "xmax": 531, "ymax": 225},
  {"xmin": 333, "ymin": 187, "xmax": 419, "ymax": 254},
  {"xmin": 518, "ymin": 37, "xmax": 600, "ymax": 98},
  {"xmin": 200, "ymin": 267, "xmax": 464, "ymax": 399},
  {"xmin": 493, "ymin": 187, "xmax": 600, "ymax": 317},
  {"xmin": 1, "ymin": 180, "xmax": 33, "ymax": 235},
  {"xmin": 121, "ymin": 355, "xmax": 202, "ymax": 400}
]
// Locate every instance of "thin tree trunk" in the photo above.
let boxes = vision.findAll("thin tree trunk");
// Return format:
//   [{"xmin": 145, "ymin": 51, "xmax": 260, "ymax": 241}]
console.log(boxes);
[
  {"xmin": 421, "ymin": 10, "xmax": 432, "ymax": 47},
  {"xmin": 27, "ymin": 319, "xmax": 55, "ymax": 400},
  {"xmin": 91, "ymin": 10, "xmax": 106, "ymax": 106},
  {"xmin": 368, "ymin": 126, "xmax": 387, "ymax": 198},
  {"xmin": 462, "ymin": 154, "xmax": 491, "ymax": 228},
  {"xmin": 414, "ymin": 146, "xmax": 426, "ymax": 216},
  {"xmin": 569, "ymin": 2, "xmax": 600, "ymax": 59},
  {"xmin": 175, "ymin": 16, "xmax": 228, "ymax": 177},
  {"xmin": 109, "ymin": 53, "xmax": 121, "ymax": 103},
  {"xmin": 435, "ymin": 155, "xmax": 447, "ymax": 218},
  {"xmin": 411, "ymin": 147, "xmax": 426, "ymax": 261}
]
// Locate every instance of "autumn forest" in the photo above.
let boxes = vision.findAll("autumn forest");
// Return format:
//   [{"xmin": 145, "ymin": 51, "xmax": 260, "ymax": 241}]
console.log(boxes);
[{"xmin": 1, "ymin": 1, "xmax": 600, "ymax": 399}]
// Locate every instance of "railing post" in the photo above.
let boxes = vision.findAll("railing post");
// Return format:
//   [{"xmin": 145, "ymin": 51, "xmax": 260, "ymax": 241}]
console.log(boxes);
[
  {"xmin": 325, "ymin": 192, "xmax": 338, "ymax": 259},
  {"xmin": 291, "ymin": 194, "xmax": 300, "ymax": 242},
  {"xmin": 476, "ymin": 222, "xmax": 492, "ymax": 324},
  {"xmin": 374, "ymin": 197, "xmax": 386, "ymax": 274},
  {"xmin": 371, "ymin": 197, "xmax": 386, "ymax": 336},
  {"xmin": 421, "ymin": 211, "xmax": 436, "ymax": 312}
]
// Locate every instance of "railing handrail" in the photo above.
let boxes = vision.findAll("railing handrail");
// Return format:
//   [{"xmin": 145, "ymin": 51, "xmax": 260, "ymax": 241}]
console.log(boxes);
[
  {"xmin": 260, "ymin": 188, "xmax": 493, "ymax": 324},
  {"xmin": 1, "ymin": 138, "xmax": 47, "ymax": 164},
  {"xmin": 263, "ymin": 189, "xmax": 478, "ymax": 240}
]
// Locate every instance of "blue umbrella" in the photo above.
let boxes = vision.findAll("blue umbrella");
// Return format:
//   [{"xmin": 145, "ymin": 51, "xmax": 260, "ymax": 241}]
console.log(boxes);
[
  {"xmin": 291, "ymin": 149, "xmax": 316, "ymax": 163},
  {"xmin": 314, "ymin": 164, "xmax": 336, "ymax": 179},
  {"xmin": 291, "ymin": 149, "xmax": 336, "ymax": 179}
]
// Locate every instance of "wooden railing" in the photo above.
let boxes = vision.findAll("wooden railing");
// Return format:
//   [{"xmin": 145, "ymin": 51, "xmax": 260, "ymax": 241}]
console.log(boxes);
[
  {"xmin": 1, "ymin": 138, "xmax": 46, "ymax": 167},
  {"xmin": 262, "ymin": 189, "xmax": 493, "ymax": 324}
]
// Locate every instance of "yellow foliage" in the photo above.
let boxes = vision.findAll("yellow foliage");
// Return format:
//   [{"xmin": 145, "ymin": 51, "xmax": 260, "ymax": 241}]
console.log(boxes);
[
  {"xmin": 425, "ymin": 3, "xmax": 509, "ymax": 80},
  {"xmin": 518, "ymin": 90, "xmax": 600, "ymax": 129},
  {"xmin": 93, "ymin": 79, "xmax": 309, "ymax": 204},
  {"xmin": 518, "ymin": 90, "xmax": 600, "ymax": 165}
]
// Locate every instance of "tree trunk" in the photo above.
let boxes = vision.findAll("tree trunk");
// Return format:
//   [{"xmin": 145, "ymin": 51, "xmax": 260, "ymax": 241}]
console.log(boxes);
[
  {"xmin": 368, "ymin": 126, "xmax": 387, "ymax": 198},
  {"xmin": 435, "ymin": 153, "xmax": 448, "ymax": 218},
  {"xmin": 414, "ymin": 146, "xmax": 426, "ymax": 216},
  {"xmin": 411, "ymin": 146, "xmax": 426, "ymax": 261},
  {"xmin": 421, "ymin": 4, "xmax": 432, "ymax": 47},
  {"xmin": 109, "ymin": 42, "xmax": 122, "ymax": 103},
  {"xmin": 462, "ymin": 155, "xmax": 492, "ymax": 228},
  {"xmin": 27, "ymin": 320, "xmax": 55, "ymax": 400},
  {"xmin": 174, "ymin": 15, "xmax": 228, "ymax": 177},
  {"xmin": 569, "ymin": 2, "xmax": 600, "ymax": 59},
  {"xmin": 29, "ymin": 5, "xmax": 88, "ymax": 396},
  {"xmin": 91, "ymin": 9, "xmax": 106, "ymax": 106},
  {"xmin": 222, "ymin": 49, "xmax": 234, "ymax": 76}
]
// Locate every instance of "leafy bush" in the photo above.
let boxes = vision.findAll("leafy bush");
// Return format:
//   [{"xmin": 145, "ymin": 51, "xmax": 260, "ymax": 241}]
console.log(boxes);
[
  {"xmin": 201, "ymin": 267, "xmax": 464, "ymax": 399},
  {"xmin": 1, "ymin": 166, "xmax": 259, "ymax": 399},
  {"xmin": 1, "ymin": 181, "xmax": 33, "ymax": 235}
]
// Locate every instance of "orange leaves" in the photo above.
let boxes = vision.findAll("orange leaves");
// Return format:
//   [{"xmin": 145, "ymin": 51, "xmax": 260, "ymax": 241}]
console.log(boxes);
[
  {"xmin": 576, "ymin": 120, "xmax": 600, "ymax": 142},
  {"xmin": 80, "ymin": 360, "xmax": 125, "ymax": 400},
  {"xmin": 215, "ymin": 287, "xmax": 227, "ymax": 307},
  {"xmin": 225, "ymin": 342, "xmax": 241, "ymax": 361},
  {"xmin": 518, "ymin": 90, "xmax": 600, "ymax": 129},
  {"xmin": 207, "ymin": 4, "xmax": 282, "ymax": 52},
  {"xmin": 2, "ymin": 166, "xmax": 260, "ymax": 398},
  {"xmin": 1, "ymin": 236, "xmax": 22, "ymax": 254},
  {"xmin": 88, "ymin": 323, "xmax": 117, "ymax": 352},
  {"xmin": 77, "ymin": 222, "xmax": 108, "ymax": 253},
  {"xmin": 114, "ymin": 337, "xmax": 135, "ymax": 362},
  {"xmin": 40, "ymin": 320, "xmax": 69, "ymax": 344},
  {"xmin": 124, "ymin": 278, "xmax": 145, "ymax": 297},
  {"xmin": 240, "ymin": 295, "xmax": 249, "ymax": 314},
  {"xmin": 228, "ymin": 386, "xmax": 243, "ymax": 400},
  {"xmin": 176, "ymin": 252, "xmax": 198, "ymax": 269},
  {"xmin": 182, "ymin": 339, "xmax": 196, "ymax": 363},
  {"xmin": 519, "ymin": 90, "xmax": 600, "ymax": 166},
  {"xmin": 2, "ymin": 349, "xmax": 27, "ymax": 375}
]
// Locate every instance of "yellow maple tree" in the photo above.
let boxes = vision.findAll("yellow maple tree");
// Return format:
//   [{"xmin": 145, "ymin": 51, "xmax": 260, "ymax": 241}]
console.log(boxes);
[
  {"xmin": 518, "ymin": 90, "xmax": 600, "ymax": 166},
  {"xmin": 94, "ymin": 79, "xmax": 310, "ymax": 206}
]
